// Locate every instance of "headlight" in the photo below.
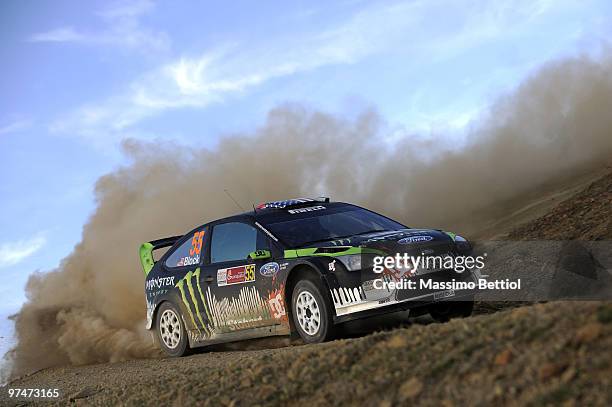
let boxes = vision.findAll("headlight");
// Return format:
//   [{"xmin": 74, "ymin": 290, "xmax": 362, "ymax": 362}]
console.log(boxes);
[{"xmin": 336, "ymin": 254, "xmax": 362, "ymax": 271}]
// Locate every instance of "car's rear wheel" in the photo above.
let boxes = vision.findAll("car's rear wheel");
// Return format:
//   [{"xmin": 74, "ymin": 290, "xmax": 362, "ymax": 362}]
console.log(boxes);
[
  {"xmin": 156, "ymin": 302, "xmax": 190, "ymax": 357},
  {"xmin": 291, "ymin": 278, "xmax": 335, "ymax": 343},
  {"xmin": 429, "ymin": 300, "xmax": 474, "ymax": 322}
]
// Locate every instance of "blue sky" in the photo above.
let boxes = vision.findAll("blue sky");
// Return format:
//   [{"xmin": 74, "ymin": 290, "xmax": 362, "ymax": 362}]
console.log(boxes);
[{"xmin": 0, "ymin": 0, "xmax": 610, "ymax": 352}]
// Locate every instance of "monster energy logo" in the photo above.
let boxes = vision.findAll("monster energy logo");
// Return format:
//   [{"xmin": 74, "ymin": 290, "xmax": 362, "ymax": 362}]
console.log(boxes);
[{"xmin": 176, "ymin": 268, "xmax": 214, "ymax": 338}]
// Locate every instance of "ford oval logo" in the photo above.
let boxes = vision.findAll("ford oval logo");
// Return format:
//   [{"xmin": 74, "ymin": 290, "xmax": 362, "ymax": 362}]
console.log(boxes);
[
  {"xmin": 398, "ymin": 235, "xmax": 434, "ymax": 244},
  {"xmin": 259, "ymin": 262, "xmax": 280, "ymax": 277}
]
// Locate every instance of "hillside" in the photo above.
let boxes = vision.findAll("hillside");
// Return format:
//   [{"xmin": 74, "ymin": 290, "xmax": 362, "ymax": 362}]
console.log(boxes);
[{"xmin": 508, "ymin": 170, "xmax": 612, "ymax": 240}]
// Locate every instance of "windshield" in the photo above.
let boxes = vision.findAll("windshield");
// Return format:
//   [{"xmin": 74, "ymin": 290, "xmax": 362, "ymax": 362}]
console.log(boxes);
[{"xmin": 261, "ymin": 205, "xmax": 406, "ymax": 248}]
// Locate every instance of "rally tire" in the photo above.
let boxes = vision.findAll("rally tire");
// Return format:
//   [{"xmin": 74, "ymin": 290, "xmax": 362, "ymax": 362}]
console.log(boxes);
[
  {"xmin": 156, "ymin": 302, "xmax": 190, "ymax": 357},
  {"xmin": 429, "ymin": 300, "xmax": 474, "ymax": 322},
  {"xmin": 455, "ymin": 300, "xmax": 474, "ymax": 318},
  {"xmin": 291, "ymin": 278, "xmax": 335, "ymax": 343}
]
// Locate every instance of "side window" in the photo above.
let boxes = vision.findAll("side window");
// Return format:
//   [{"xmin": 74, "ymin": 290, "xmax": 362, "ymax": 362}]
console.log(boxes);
[
  {"xmin": 165, "ymin": 228, "xmax": 206, "ymax": 268},
  {"xmin": 211, "ymin": 222, "xmax": 269, "ymax": 263}
]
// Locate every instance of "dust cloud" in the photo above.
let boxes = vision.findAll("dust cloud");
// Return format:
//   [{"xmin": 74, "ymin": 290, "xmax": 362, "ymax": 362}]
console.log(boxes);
[{"xmin": 5, "ymin": 52, "xmax": 612, "ymax": 377}]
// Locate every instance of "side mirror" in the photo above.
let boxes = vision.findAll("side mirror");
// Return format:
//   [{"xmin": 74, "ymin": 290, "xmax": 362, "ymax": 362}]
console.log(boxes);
[{"xmin": 248, "ymin": 249, "xmax": 271, "ymax": 260}]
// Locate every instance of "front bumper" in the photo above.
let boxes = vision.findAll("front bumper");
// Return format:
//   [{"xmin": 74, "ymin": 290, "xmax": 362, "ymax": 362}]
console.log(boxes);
[{"xmin": 324, "ymin": 267, "xmax": 481, "ymax": 323}]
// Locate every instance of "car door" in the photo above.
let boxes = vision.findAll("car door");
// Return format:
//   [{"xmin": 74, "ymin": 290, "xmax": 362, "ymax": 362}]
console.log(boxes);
[{"xmin": 199, "ymin": 220, "xmax": 278, "ymax": 334}]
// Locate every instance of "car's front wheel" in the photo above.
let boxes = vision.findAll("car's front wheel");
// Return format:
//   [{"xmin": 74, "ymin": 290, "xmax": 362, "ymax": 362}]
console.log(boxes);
[
  {"xmin": 156, "ymin": 301, "xmax": 190, "ymax": 357},
  {"xmin": 429, "ymin": 300, "xmax": 474, "ymax": 322},
  {"xmin": 291, "ymin": 278, "xmax": 335, "ymax": 343}
]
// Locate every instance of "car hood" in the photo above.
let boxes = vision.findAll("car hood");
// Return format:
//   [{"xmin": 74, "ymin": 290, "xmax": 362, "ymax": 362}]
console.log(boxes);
[{"xmin": 307, "ymin": 228, "xmax": 455, "ymax": 253}]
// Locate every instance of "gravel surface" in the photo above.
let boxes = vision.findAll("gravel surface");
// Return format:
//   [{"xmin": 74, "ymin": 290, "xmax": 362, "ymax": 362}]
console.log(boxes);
[{"xmin": 2, "ymin": 302, "xmax": 611, "ymax": 406}]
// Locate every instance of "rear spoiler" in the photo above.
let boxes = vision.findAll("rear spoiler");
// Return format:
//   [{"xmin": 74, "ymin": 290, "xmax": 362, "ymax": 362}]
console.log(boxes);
[{"xmin": 139, "ymin": 235, "xmax": 182, "ymax": 276}]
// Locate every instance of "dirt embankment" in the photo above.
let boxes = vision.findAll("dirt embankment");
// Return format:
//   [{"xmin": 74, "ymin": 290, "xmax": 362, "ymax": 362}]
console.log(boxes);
[
  {"xmin": 508, "ymin": 170, "xmax": 612, "ymax": 240},
  {"xmin": 3, "ymin": 171, "xmax": 612, "ymax": 406}
]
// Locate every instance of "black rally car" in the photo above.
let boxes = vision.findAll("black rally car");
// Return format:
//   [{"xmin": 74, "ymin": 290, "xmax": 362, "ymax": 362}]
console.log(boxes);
[{"xmin": 140, "ymin": 198, "xmax": 478, "ymax": 356}]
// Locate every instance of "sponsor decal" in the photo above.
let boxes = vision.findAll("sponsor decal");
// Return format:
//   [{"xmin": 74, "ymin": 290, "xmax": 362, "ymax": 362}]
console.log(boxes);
[
  {"xmin": 362, "ymin": 230, "xmax": 410, "ymax": 243},
  {"xmin": 245, "ymin": 265, "xmax": 255, "ymax": 281},
  {"xmin": 329, "ymin": 238, "xmax": 352, "ymax": 246},
  {"xmin": 331, "ymin": 285, "xmax": 366, "ymax": 308},
  {"xmin": 328, "ymin": 260, "xmax": 336, "ymax": 271},
  {"xmin": 146, "ymin": 299, "xmax": 155, "ymax": 328},
  {"xmin": 188, "ymin": 330, "xmax": 211, "ymax": 343},
  {"xmin": 434, "ymin": 289, "xmax": 456, "ymax": 300},
  {"xmin": 362, "ymin": 276, "xmax": 393, "ymax": 300},
  {"xmin": 279, "ymin": 262, "xmax": 289, "ymax": 270},
  {"xmin": 260, "ymin": 262, "xmax": 280, "ymax": 277},
  {"xmin": 217, "ymin": 264, "xmax": 256, "ymax": 286},
  {"xmin": 256, "ymin": 198, "xmax": 314, "ymax": 209},
  {"xmin": 190, "ymin": 230, "xmax": 205, "ymax": 256},
  {"xmin": 267, "ymin": 284, "xmax": 287, "ymax": 322},
  {"xmin": 287, "ymin": 205, "xmax": 325, "ymax": 214},
  {"xmin": 206, "ymin": 285, "xmax": 271, "ymax": 331},
  {"xmin": 146, "ymin": 276, "xmax": 175, "ymax": 290},
  {"xmin": 178, "ymin": 255, "xmax": 200, "ymax": 267},
  {"xmin": 226, "ymin": 316, "xmax": 263, "ymax": 326},
  {"xmin": 398, "ymin": 235, "xmax": 434, "ymax": 244},
  {"xmin": 147, "ymin": 289, "xmax": 170, "ymax": 297},
  {"xmin": 175, "ymin": 269, "xmax": 210, "ymax": 338},
  {"xmin": 268, "ymin": 291, "xmax": 286, "ymax": 319},
  {"xmin": 176, "ymin": 230, "xmax": 205, "ymax": 266}
]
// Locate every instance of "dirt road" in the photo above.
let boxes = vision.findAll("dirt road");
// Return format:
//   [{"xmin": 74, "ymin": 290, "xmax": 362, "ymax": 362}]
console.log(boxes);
[{"xmin": 2, "ymin": 301, "xmax": 611, "ymax": 406}]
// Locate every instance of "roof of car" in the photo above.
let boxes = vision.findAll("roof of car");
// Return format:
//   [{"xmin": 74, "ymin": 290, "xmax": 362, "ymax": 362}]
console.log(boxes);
[
  {"xmin": 209, "ymin": 198, "xmax": 346, "ymax": 224},
  {"xmin": 150, "ymin": 199, "xmax": 353, "ymax": 247}
]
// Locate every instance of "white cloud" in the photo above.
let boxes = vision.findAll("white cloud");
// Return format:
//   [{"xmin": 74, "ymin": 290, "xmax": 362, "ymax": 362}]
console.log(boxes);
[
  {"xmin": 0, "ymin": 119, "xmax": 31, "ymax": 136},
  {"xmin": 28, "ymin": 0, "xmax": 169, "ymax": 54},
  {"xmin": 29, "ymin": 27, "xmax": 86, "ymax": 43},
  {"xmin": 0, "ymin": 234, "xmax": 47, "ymax": 269},
  {"xmin": 50, "ymin": 0, "xmax": 562, "ymax": 142}
]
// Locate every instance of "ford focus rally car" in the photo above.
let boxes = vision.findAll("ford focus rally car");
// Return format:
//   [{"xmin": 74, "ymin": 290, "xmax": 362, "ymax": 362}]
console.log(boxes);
[{"xmin": 140, "ymin": 198, "xmax": 478, "ymax": 356}]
